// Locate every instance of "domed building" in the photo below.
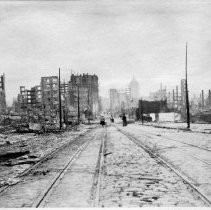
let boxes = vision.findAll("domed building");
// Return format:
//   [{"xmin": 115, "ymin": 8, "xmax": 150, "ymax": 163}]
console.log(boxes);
[{"xmin": 129, "ymin": 77, "xmax": 140, "ymax": 100}]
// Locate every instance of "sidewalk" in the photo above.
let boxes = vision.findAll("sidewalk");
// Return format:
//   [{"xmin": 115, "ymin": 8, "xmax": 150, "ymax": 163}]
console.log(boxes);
[{"xmin": 139, "ymin": 122, "xmax": 211, "ymax": 134}]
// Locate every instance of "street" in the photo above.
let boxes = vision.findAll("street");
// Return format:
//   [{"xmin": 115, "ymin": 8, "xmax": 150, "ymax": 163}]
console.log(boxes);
[{"xmin": 0, "ymin": 122, "xmax": 210, "ymax": 207}]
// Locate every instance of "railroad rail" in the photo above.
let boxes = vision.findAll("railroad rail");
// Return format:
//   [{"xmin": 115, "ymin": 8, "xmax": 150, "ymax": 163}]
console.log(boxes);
[
  {"xmin": 35, "ymin": 127, "xmax": 105, "ymax": 208},
  {"xmin": 139, "ymin": 123, "xmax": 211, "ymax": 135},
  {"xmin": 134, "ymin": 125, "xmax": 211, "ymax": 153},
  {"xmin": 92, "ymin": 128, "xmax": 106, "ymax": 207},
  {"xmin": 34, "ymin": 133, "xmax": 95, "ymax": 208},
  {"xmin": 0, "ymin": 125, "xmax": 97, "ymax": 194},
  {"xmin": 131, "ymin": 125, "xmax": 211, "ymax": 167},
  {"xmin": 115, "ymin": 126, "xmax": 211, "ymax": 207}
]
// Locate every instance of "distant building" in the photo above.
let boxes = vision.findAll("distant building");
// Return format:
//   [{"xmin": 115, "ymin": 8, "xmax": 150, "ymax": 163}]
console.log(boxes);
[
  {"xmin": 150, "ymin": 84, "xmax": 167, "ymax": 101},
  {"xmin": 109, "ymin": 89, "xmax": 119, "ymax": 112},
  {"xmin": 41, "ymin": 76, "xmax": 59, "ymax": 118},
  {"xmin": 15, "ymin": 73, "xmax": 99, "ymax": 121},
  {"xmin": 99, "ymin": 97, "xmax": 110, "ymax": 112},
  {"xmin": 0, "ymin": 74, "xmax": 6, "ymax": 114},
  {"xmin": 109, "ymin": 87, "xmax": 133, "ymax": 113},
  {"xmin": 68, "ymin": 74, "xmax": 99, "ymax": 119},
  {"xmin": 17, "ymin": 85, "xmax": 42, "ymax": 116},
  {"xmin": 129, "ymin": 77, "xmax": 140, "ymax": 99},
  {"xmin": 118, "ymin": 88, "xmax": 131, "ymax": 112},
  {"xmin": 31, "ymin": 86, "xmax": 42, "ymax": 106},
  {"xmin": 206, "ymin": 90, "xmax": 211, "ymax": 110}
]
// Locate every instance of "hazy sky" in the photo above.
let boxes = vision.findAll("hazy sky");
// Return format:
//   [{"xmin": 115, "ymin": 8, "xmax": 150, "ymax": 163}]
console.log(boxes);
[{"xmin": 0, "ymin": 0, "xmax": 211, "ymax": 105}]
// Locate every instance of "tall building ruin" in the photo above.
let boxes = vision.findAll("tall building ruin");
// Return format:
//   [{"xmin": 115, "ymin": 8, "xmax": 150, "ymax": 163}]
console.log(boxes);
[
  {"xmin": 41, "ymin": 76, "xmax": 59, "ymax": 118},
  {"xmin": 0, "ymin": 74, "xmax": 6, "ymax": 114},
  {"xmin": 68, "ymin": 74, "xmax": 99, "ymax": 119},
  {"xmin": 15, "ymin": 73, "xmax": 99, "ymax": 122}
]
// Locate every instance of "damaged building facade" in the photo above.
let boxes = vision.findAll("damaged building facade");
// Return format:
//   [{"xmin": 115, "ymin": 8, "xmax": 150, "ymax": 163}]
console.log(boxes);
[
  {"xmin": 0, "ymin": 74, "xmax": 6, "ymax": 114},
  {"xmin": 68, "ymin": 74, "xmax": 99, "ymax": 120},
  {"xmin": 41, "ymin": 76, "xmax": 59, "ymax": 121},
  {"xmin": 15, "ymin": 73, "xmax": 99, "ymax": 123},
  {"xmin": 15, "ymin": 85, "xmax": 42, "ymax": 120}
]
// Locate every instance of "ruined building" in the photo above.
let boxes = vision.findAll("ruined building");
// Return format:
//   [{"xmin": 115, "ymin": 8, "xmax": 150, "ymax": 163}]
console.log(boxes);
[
  {"xmin": 41, "ymin": 76, "xmax": 59, "ymax": 119},
  {"xmin": 16, "ymin": 73, "xmax": 99, "ymax": 122},
  {"xmin": 109, "ymin": 88, "xmax": 132, "ymax": 113},
  {"xmin": 0, "ymin": 74, "xmax": 6, "ymax": 114},
  {"xmin": 17, "ymin": 85, "xmax": 42, "ymax": 115},
  {"xmin": 68, "ymin": 74, "xmax": 99, "ymax": 119},
  {"xmin": 17, "ymin": 77, "xmax": 57, "ymax": 120}
]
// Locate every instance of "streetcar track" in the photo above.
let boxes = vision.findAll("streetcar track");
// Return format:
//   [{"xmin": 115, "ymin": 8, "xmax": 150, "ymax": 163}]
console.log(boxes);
[
  {"xmin": 34, "ymin": 129, "xmax": 99, "ymax": 208},
  {"xmin": 138, "ymin": 123, "xmax": 211, "ymax": 135},
  {"xmin": 130, "ymin": 125, "xmax": 211, "ymax": 166},
  {"xmin": 90, "ymin": 128, "xmax": 107, "ymax": 207},
  {"xmin": 0, "ymin": 126, "xmax": 97, "ymax": 194},
  {"xmin": 115, "ymin": 126, "xmax": 211, "ymax": 207},
  {"xmin": 133, "ymin": 124, "xmax": 211, "ymax": 152},
  {"xmin": 187, "ymin": 154, "xmax": 211, "ymax": 166},
  {"xmin": 157, "ymin": 146, "xmax": 211, "ymax": 167}
]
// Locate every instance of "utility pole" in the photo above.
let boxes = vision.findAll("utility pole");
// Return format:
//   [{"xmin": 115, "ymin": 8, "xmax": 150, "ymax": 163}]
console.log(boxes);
[
  {"xmin": 87, "ymin": 86, "xmax": 90, "ymax": 124},
  {"xmin": 173, "ymin": 89, "xmax": 175, "ymax": 122},
  {"xmin": 63, "ymin": 81, "xmax": 68, "ymax": 124},
  {"xmin": 176, "ymin": 85, "xmax": 179, "ymax": 110},
  {"xmin": 201, "ymin": 90, "xmax": 204, "ymax": 109},
  {"xmin": 140, "ymin": 98, "xmax": 144, "ymax": 124},
  {"xmin": 59, "ymin": 68, "xmax": 62, "ymax": 130},
  {"xmin": 43, "ymin": 104, "xmax": 46, "ymax": 132},
  {"xmin": 77, "ymin": 84, "xmax": 80, "ymax": 124},
  {"xmin": 185, "ymin": 43, "xmax": 190, "ymax": 129}
]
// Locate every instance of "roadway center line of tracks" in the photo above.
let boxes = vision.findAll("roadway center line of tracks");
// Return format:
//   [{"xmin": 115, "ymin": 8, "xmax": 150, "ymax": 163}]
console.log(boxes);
[
  {"xmin": 93, "ymin": 128, "xmax": 106, "ymax": 207},
  {"xmin": 114, "ymin": 125, "xmax": 211, "ymax": 207}
]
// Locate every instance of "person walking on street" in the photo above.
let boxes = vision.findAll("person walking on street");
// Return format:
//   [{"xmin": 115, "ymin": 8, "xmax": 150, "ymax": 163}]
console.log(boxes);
[
  {"xmin": 100, "ymin": 115, "xmax": 106, "ymax": 127},
  {"xmin": 110, "ymin": 115, "xmax": 114, "ymax": 123},
  {"xmin": 122, "ymin": 113, "xmax": 127, "ymax": 126}
]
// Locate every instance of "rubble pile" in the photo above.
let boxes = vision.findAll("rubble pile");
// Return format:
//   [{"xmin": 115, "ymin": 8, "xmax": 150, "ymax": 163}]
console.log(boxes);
[{"xmin": 0, "ymin": 124, "xmax": 92, "ymax": 189}]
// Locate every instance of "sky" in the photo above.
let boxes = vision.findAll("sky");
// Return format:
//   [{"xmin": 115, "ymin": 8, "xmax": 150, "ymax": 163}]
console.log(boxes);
[{"xmin": 0, "ymin": 0, "xmax": 211, "ymax": 105}]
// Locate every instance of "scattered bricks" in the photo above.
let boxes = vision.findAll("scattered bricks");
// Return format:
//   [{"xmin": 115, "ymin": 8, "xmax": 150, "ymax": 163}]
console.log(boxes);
[
  {"xmin": 6, "ymin": 141, "xmax": 11, "ymax": 145},
  {"xmin": 132, "ymin": 191, "xmax": 139, "ymax": 197},
  {"xmin": 0, "ymin": 134, "xmax": 7, "ymax": 139}
]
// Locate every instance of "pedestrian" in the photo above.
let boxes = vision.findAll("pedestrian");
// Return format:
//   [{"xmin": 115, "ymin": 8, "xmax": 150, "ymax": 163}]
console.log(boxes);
[
  {"xmin": 100, "ymin": 115, "xmax": 106, "ymax": 127},
  {"xmin": 110, "ymin": 115, "xmax": 114, "ymax": 123},
  {"xmin": 122, "ymin": 113, "xmax": 127, "ymax": 126}
]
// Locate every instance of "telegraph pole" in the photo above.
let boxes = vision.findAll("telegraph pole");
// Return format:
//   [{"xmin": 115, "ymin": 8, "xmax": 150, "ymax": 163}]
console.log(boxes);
[
  {"xmin": 77, "ymin": 84, "xmax": 80, "ymax": 124},
  {"xmin": 140, "ymin": 98, "xmax": 144, "ymax": 124},
  {"xmin": 185, "ymin": 43, "xmax": 190, "ymax": 129},
  {"xmin": 59, "ymin": 68, "xmax": 62, "ymax": 130},
  {"xmin": 87, "ymin": 86, "xmax": 90, "ymax": 124}
]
